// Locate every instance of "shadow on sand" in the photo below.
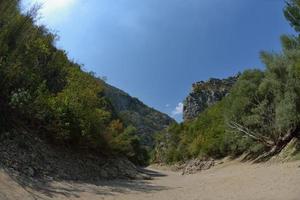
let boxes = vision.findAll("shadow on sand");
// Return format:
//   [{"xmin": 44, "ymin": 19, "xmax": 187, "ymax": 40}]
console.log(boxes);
[
  {"xmin": 1, "ymin": 167, "xmax": 171, "ymax": 200},
  {"xmin": 138, "ymin": 168, "xmax": 168, "ymax": 178}
]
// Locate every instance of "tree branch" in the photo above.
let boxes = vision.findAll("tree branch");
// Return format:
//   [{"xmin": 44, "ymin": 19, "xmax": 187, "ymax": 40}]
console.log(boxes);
[{"xmin": 228, "ymin": 121, "xmax": 274, "ymax": 147}]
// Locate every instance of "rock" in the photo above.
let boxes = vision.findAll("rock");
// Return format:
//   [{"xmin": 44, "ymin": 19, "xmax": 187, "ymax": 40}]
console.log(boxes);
[
  {"xmin": 181, "ymin": 159, "xmax": 215, "ymax": 175},
  {"xmin": 183, "ymin": 76, "xmax": 238, "ymax": 121}
]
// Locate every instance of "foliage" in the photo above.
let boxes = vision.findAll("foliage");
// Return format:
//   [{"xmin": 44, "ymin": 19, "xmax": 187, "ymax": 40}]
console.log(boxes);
[
  {"xmin": 0, "ymin": 0, "xmax": 148, "ymax": 165},
  {"xmin": 154, "ymin": 0, "xmax": 300, "ymax": 163},
  {"xmin": 284, "ymin": 0, "xmax": 300, "ymax": 32},
  {"xmin": 154, "ymin": 48, "xmax": 300, "ymax": 163},
  {"xmin": 154, "ymin": 101, "xmax": 255, "ymax": 164},
  {"xmin": 104, "ymin": 84, "xmax": 176, "ymax": 147},
  {"xmin": 225, "ymin": 50, "xmax": 300, "ymax": 148}
]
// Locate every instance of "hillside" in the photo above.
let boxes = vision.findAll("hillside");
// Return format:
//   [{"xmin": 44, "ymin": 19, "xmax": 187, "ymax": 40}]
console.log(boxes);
[
  {"xmin": 154, "ymin": 0, "xmax": 300, "ymax": 164},
  {"xmin": 0, "ymin": 0, "xmax": 173, "ymax": 178},
  {"xmin": 104, "ymin": 84, "xmax": 176, "ymax": 146},
  {"xmin": 2, "ymin": 0, "xmax": 300, "ymax": 199}
]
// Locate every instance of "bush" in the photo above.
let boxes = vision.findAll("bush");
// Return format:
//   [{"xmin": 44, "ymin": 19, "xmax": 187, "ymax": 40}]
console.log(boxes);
[
  {"xmin": 153, "ymin": 100, "xmax": 256, "ymax": 163},
  {"xmin": 0, "ymin": 1, "xmax": 147, "ymax": 163}
]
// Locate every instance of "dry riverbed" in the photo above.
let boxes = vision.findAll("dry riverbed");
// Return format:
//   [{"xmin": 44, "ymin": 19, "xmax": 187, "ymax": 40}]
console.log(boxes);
[{"xmin": 1, "ymin": 160, "xmax": 300, "ymax": 200}]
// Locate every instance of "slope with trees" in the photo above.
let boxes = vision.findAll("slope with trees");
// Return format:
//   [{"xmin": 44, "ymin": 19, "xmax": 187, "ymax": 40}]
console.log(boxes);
[
  {"xmin": 154, "ymin": 0, "xmax": 300, "ymax": 164},
  {"xmin": 0, "ymin": 0, "xmax": 170, "ymax": 173}
]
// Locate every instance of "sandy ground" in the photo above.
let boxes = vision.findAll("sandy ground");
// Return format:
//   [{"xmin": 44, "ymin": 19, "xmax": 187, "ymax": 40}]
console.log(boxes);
[{"xmin": 1, "ymin": 161, "xmax": 300, "ymax": 200}]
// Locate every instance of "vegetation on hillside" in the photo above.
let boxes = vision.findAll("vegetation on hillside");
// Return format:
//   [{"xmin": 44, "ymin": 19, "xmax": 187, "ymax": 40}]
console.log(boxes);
[
  {"xmin": 0, "ymin": 0, "xmax": 148, "ymax": 165},
  {"xmin": 104, "ymin": 84, "xmax": 176, "ymax": 147},
  {"xmin": 154, "ymin": 0, "xmax": 300, "ymax": 164},
  {"xmin": 2, "ymin": 0, "xmax": 300, "ymax": 168}
]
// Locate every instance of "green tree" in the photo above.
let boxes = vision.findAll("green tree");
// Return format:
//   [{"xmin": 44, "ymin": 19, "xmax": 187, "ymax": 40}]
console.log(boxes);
[
  {"xmin": 226, "ymin": 52, "xmax": 300, "ymax": 158},
  {"xmin": 0, "ymin": 0, "xmax": 147, "ymax": 164}
]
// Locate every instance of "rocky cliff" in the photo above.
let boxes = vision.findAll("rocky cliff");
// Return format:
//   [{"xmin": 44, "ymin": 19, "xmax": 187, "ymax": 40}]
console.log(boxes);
[
  {"xmin": 104, "ymin": 84, "xmax": 176, "ymax": 146},
  {"xmin": 183, "ymin": 76, "xmax": 238, "ymax": 121}
]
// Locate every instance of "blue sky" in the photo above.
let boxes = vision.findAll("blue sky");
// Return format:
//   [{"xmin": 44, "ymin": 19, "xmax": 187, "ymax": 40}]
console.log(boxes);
[{"xmin": 23, "ymin": 0, "xmax": 294, "ymax": 121}]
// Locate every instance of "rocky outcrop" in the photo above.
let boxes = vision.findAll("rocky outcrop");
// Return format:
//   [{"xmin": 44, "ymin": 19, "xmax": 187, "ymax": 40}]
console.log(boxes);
[
  {"xmin": 104, "ymin": 84, "xmax": 176, "ymax": 146},
  {"xmin": 183, "ymin": 76, "xmax": 238, "ymax": 121}
]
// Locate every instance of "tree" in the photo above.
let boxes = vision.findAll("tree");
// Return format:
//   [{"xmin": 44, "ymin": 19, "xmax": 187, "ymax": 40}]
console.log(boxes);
[
  {"xmin": 0, "ymin": 0, "xmax": 147, "ymax": 164},
  {"xmin": 284, "ymin": 0, "xmax": 300, "ymax": 33},
  {"xmin": 226, "ymin": 51, "xmax": 300, "ymax": 159}
]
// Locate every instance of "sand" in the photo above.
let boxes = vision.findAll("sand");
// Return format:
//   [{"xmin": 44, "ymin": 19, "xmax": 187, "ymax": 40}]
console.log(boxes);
[{"xmin": 1, "ymin": 160, "xmax": 300, "ymax": 200}]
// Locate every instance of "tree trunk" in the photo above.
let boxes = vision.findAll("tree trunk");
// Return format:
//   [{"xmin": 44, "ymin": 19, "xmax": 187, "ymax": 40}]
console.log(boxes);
[
  {"xmin": 229, "ymin": 121, "xmax": 300, "ymax": 162},
  {"xmin": 228, "ymin": 122, "xmax": 275, "ymax": 147},
  {"xmin": 254, "ymin": 127, "xmax": 300, "ymax": 162}
]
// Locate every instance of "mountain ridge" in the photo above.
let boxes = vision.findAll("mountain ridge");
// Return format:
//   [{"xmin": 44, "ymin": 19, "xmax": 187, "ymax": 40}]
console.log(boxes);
[{"xmin": 104, "ymin": 83, "xmax": 176, "ymax": 146}]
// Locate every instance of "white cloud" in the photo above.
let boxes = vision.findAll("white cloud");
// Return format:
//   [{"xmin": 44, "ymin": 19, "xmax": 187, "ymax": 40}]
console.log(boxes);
[
  {"xmin": 165, "ymin": 104, "xmax": 170, "ymax": 108},
  {"xmin": 172, "ymin": 102, "xmax": 183, "ymax": 116},
  {"xmin": 23, "ymin": 0, "xmax": 77, "ymax": 24}
]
